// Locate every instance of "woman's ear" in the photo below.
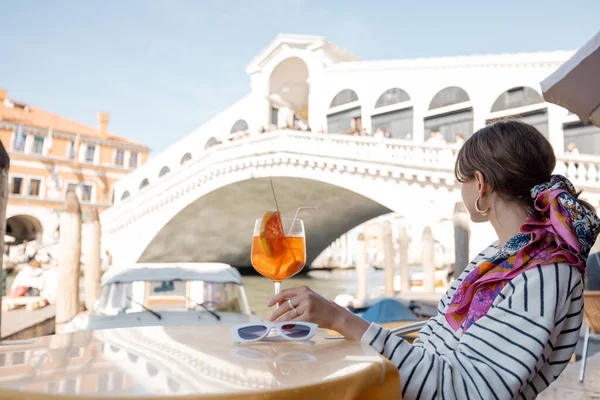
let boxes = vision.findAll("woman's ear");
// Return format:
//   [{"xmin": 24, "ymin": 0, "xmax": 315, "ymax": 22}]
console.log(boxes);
[{"xmin": 474, "ymin": 171, "xmax": 488, "ymax": 197}]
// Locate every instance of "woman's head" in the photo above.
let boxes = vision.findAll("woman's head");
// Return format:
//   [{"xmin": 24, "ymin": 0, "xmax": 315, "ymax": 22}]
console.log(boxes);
[{"xmin": 455, "ymin": 120, "xmax": 556, "ymax": 222}]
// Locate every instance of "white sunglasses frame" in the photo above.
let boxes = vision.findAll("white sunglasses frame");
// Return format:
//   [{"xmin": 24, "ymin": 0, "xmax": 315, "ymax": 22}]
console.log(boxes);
[{"xmin": 232, "ymin": 321, "xmax": 318, "ymax": 343}]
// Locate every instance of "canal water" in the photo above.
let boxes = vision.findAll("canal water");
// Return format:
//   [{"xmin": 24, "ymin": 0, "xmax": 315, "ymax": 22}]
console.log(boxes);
[{"xmin": 243, "ymin": 268, "xmax": 386, "ymax": 319}]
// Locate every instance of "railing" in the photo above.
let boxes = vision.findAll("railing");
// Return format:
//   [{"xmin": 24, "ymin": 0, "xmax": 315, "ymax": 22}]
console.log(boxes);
[
  {"xmin": 105, "ymin": 131, "xmax": 600, "ymax": 226},
  {"xmin": 114, "ymin": 131, "xmax": 460, "ymax": 201}
]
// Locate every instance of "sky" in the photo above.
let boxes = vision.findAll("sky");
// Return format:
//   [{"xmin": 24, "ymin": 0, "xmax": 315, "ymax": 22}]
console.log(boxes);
[{"xmin": 1, "ymin": 0, "xmax": 598, "ymax": 155}]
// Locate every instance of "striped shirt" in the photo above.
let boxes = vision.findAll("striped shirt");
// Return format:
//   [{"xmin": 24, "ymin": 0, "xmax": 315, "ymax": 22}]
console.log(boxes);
[{"xmin": 362, "ymin": 244, "xmax": 584, "ymax": 400}]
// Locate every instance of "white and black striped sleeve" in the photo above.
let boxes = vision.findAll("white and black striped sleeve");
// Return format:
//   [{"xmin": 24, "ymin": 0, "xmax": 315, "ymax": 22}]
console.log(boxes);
[{"xmin": 362, "ymin": 263, "xmax": 582, "ymax": 400}]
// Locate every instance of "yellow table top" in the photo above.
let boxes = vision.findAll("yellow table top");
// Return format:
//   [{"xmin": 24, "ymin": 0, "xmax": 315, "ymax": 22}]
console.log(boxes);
[{"xmin": 0, "ymin": 325, "xmax": 401, "ymax": 399}]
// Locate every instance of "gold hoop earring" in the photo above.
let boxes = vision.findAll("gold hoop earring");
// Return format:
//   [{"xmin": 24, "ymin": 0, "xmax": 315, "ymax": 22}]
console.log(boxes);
[{"xmin": 475, "ymin": 197, "xmax": 490, "ymax": 216}]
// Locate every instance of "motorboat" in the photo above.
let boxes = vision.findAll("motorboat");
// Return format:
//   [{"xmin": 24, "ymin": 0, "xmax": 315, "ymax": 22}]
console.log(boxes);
[{"xmin": 66, "ymin": 262, "xmax": 257, "ymax": 332}]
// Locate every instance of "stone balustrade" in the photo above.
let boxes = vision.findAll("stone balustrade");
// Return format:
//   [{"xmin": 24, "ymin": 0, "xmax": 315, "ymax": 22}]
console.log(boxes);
[{"xmin": 105, "ymin": 131, "xmax": 600, "ymax": 233}]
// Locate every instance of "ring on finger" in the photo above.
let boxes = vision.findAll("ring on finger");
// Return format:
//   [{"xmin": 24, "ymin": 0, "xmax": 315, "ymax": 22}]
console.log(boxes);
[{"xmin": 287, "ymin": 299, "xmax": 300, "ymax": 316}]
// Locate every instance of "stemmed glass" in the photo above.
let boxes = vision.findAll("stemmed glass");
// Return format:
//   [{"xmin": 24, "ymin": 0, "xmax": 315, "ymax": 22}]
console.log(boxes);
[{"xmin": 251, "ymin": 217, "xmax": 306, "ymax": 297}]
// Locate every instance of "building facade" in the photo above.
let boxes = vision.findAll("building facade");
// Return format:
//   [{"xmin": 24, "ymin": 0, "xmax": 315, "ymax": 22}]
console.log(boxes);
[
  {"xmin": 0, "ymin": 89, "xmax": 149, "ymax": 245},
  {"xmin": 110, "ymin": 34, "xmax": 600, "ymax": 203}
]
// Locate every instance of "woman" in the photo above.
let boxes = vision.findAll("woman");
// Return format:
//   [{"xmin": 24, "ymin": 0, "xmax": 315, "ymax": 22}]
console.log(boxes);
[{"xmin": 268, "ymin": 120, "xmax": 600, "ymax": 399}]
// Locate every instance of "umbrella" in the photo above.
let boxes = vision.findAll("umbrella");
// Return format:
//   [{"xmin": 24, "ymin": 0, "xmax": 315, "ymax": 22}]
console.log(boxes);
[{"xmin": 541, "ymin": 30, "xmax": 600, "ymax": 127}]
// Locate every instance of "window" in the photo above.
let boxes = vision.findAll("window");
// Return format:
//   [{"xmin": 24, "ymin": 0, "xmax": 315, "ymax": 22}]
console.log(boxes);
[
  {"xmin": 12, "ymin": 352, "xmax": 25, "ymax": 365},
  {"xmin": 429, "ymin": 87, "xmax": 470, "ymax": 110},
  {"xmin": 271, "ymin": 107, "xmax": 279, "ymax": 126},
  {"xmin": 82, "ymin": 184, "xmax": 93, "ymax": 202},
  {"xmin": 32, "ymin": 137, "xmax": 45, "ymax": 154},
  {"xmin": 13, "ymin": 129, "xmax": 26, "ymax": 151},
  {"xmin": 375, "ymin": 88, "xmax": 411, "ymax": 108},
  {"xmin": 113, "ymin": 372, "xmax": 123, "ymax": 391},
  {"xmin": 159, "ymin": 166, "xmax": 170, "ymax": 177},
  {"xmin": 129, "ymin": 152, "xmax": 139, "ymax": 168},
  {"xmin": 230, "ymin": 119, "xmax": 249, "ymax": 134},
  {"xmin": 180, "ymin": 153, "xmax": 192, "ymax": 165},
  {"xmin": 63, "ymin": 379, "xmax": 76, "ymax": 393},
  {"xmin": 85, "ymin": 145, "xmax": 96, "ymax": 162},
  {"xmin": 68, "ymin": 141, "xmax": 76, "ymax": 159},
  {"xmin": 97, "ymin": 373, "xmax": 109, "ymax": 392},
  {"xmin": 115, "ymin": 150, "xmax": 124, "ymax": 166},
  {"xmin": 330, "ymin": 89, "xmax": 359, "ymax": 108},
  {"xmin": 10, "ymin": 177, "xmax": 22, "ymax": 195},
  {"xmin": 29, "ymin": 179, "xmax": 41, "ymax": 197},
  {"xmin": 67, "ymin": 183, "xmax": 78, "ymax": 194},
  {"xmin": 0, "ymin": 353, "xmax": 6, "ymax": 367},
  {"xmin": 139, "ymin": 179, "xmax": 149, "ymax": 190},
  {"xmin": 68, "ymin": 347, "xmax": 82, "ymax": 358}
]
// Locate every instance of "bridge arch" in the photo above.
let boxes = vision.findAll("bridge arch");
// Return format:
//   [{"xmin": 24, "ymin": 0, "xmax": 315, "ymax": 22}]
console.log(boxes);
[
  {"xmin": 487, "ymin": 86, "xmax": 548, "ymax": 138},
  {"xmin": 327, "ymin": 89, "xmax": 361, "ymax": 134},
  {"xmin": 6, "ymin": 214, "xmax": 43, "ymax": 243},
  {"xmin": 425, "ymin": 86, "xmax": 473, "ymax": 143},
  {"xmin": 372, "ymin": 88, "xmax": 413, "ymax": 139},
  {"xmin": 101, "ymin": 132, "xmax": 463, "ymax": 268},
  {"xmin": 268, "ymin": 57, "xmax": 310, "ymax": 129},
  {"xmin": 137, "ymin": 176, "xmax": 394, "ymax": 266}
]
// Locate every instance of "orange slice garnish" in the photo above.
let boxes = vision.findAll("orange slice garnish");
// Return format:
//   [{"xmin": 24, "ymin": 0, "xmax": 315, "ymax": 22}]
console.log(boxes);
[{"xmin": 259, "ymin": 210, "xmax": 285, "ymax": 257}]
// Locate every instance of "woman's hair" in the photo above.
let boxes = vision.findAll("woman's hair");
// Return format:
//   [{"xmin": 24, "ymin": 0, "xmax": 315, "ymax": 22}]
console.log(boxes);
[{"xmin": 455, "ymin": 119, "xmax": 593, "ymax": 212}]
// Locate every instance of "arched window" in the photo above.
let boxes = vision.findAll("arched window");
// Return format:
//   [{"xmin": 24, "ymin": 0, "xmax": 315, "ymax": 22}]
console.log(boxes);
[
  {"xmin": 180, "ymin": 153, "xmax": 192, "ymax": 165},
  {"xmin": 375, "ymin": 88, "xmax": 410, "ymax": 108},
  {"xmin": 488, "ymin": 87, "xmax": 548, "ymax": 138},
  {"xmin": 327, "ymin": 89, "xmax": 361, "ymax": 134},
  {"xmin": 428, "ymin": 86, "xmax": 470, "ymax": 110},
  {"xmin": 204, "ymin": 137, "xmax": 221, "ymax": 150},
  {"xmin": 372, "ymin": 88, "xmax": 412, "ymax": 140},
  {"xmin": 121, "ymin": 191, "xmax": 130, "ymax": 200},
  {"xmin": 425, "ymin": 86, "xmax": 473, "ymax": 143},
  {"xmin": 139, "ymin": 179, "xmax": 149, "ymax": 189},
  {"xmin": 490, "ymin": 86, "xmax": 544, "ymax": 113},
  {"xmin": 329, "ymin": 89, "xmax": 359, "ymax": 108},
  {"xmin": 230, "ymin": 119, "xmax": 249, "ymax": 134},
  {"xmin": 159, "ymin": 166, "xmax": 170, "ymax": 177}
]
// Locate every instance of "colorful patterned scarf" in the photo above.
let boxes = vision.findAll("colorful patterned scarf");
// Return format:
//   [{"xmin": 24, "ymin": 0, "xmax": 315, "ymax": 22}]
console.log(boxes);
[{"xmin": 446, "ymin": 175, "xmax": 600, "ymax": 332}]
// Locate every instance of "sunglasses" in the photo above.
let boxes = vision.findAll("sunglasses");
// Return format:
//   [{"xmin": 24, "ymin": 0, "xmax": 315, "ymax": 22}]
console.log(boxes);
[{"xmin": 232, "ymin": 322, "xmax": 318, "ymax": 343}]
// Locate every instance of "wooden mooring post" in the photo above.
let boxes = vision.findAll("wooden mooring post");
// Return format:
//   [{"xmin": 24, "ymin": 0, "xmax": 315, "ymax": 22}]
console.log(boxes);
[
  {"xmin": 56, "ymin": 191, "xmax": 82, "ymax": 329},
  {"xmin": 83, "ymin": 207, "xmax": 101, "ymax": 311}
]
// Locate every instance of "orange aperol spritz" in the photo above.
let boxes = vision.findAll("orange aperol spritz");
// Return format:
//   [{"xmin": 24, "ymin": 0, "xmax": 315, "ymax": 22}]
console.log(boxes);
[{"xmin": 251, "ymin": 211, "xmax": 306, "ymax": 296}]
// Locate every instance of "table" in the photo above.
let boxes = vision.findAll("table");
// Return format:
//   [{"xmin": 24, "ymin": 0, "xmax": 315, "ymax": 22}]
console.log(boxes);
[{"xmin": 0, "ymin": 325, "xmax": 401, "ymax": 399}]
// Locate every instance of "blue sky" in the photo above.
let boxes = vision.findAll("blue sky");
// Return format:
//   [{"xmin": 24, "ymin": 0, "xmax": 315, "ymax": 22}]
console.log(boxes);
[{"xmin": 1, "ymin": 0, "xmax": 598, "ymax": 155}]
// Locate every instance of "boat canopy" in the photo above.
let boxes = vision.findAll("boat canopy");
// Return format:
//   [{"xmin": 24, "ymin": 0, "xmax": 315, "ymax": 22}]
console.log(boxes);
[{"xmin": 101, "ymin": 263, "xmax": 244, "ymax": 286}]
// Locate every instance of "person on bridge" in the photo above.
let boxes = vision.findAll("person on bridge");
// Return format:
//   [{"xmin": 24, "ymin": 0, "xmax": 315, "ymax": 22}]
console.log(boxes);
[{"xmin": 268, "ymin": 120, "xmax": 599, "ymax": 400}]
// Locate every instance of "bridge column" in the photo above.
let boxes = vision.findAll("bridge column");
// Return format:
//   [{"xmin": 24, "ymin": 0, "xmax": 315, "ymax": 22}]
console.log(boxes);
[
  {"xmin": 397, "ymin": 227, "xmax": 411, "ymax": 293},
  {"xmin": 452, "ymin": 202, "xmax": 470, "ymax": 279},
  {"xmin": 354, "ymin": 232, "xmax": 368, "ymax": 304},
  {"xmin": 250, "ymin": 72, "xmax": 271, "ymax": 131},
  {"xmin": 382, "ymin": 221, "xmax": 395, "ymax": 297},
  {"xmin": 422, "ymin": 226, "xmax": 436, "ymax": 293},
  {"xmin": 548, "ymin": 104, "xmax": 567, "ymax": 154},
  {"xmin": 412, "ymin": 105, "xmax": 426, "ymax": 143}
]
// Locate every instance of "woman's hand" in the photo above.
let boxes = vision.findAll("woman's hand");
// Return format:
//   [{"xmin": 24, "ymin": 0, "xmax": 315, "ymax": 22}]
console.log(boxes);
[{"xmin": 267, "ymin": 285, "xmax": 370, "ymax": 341}]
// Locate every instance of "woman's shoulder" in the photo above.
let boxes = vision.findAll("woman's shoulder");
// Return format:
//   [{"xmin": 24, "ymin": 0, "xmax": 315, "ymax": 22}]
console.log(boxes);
[{"xmin": 498, "ymin": 262, "xmax": 583, "ymax": 317}]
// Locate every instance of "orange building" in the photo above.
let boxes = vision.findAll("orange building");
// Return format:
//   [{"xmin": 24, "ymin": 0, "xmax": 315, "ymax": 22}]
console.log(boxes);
[{"xmin": 0, "ymin": 88, "xmax": 149, "ymax": 244}]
